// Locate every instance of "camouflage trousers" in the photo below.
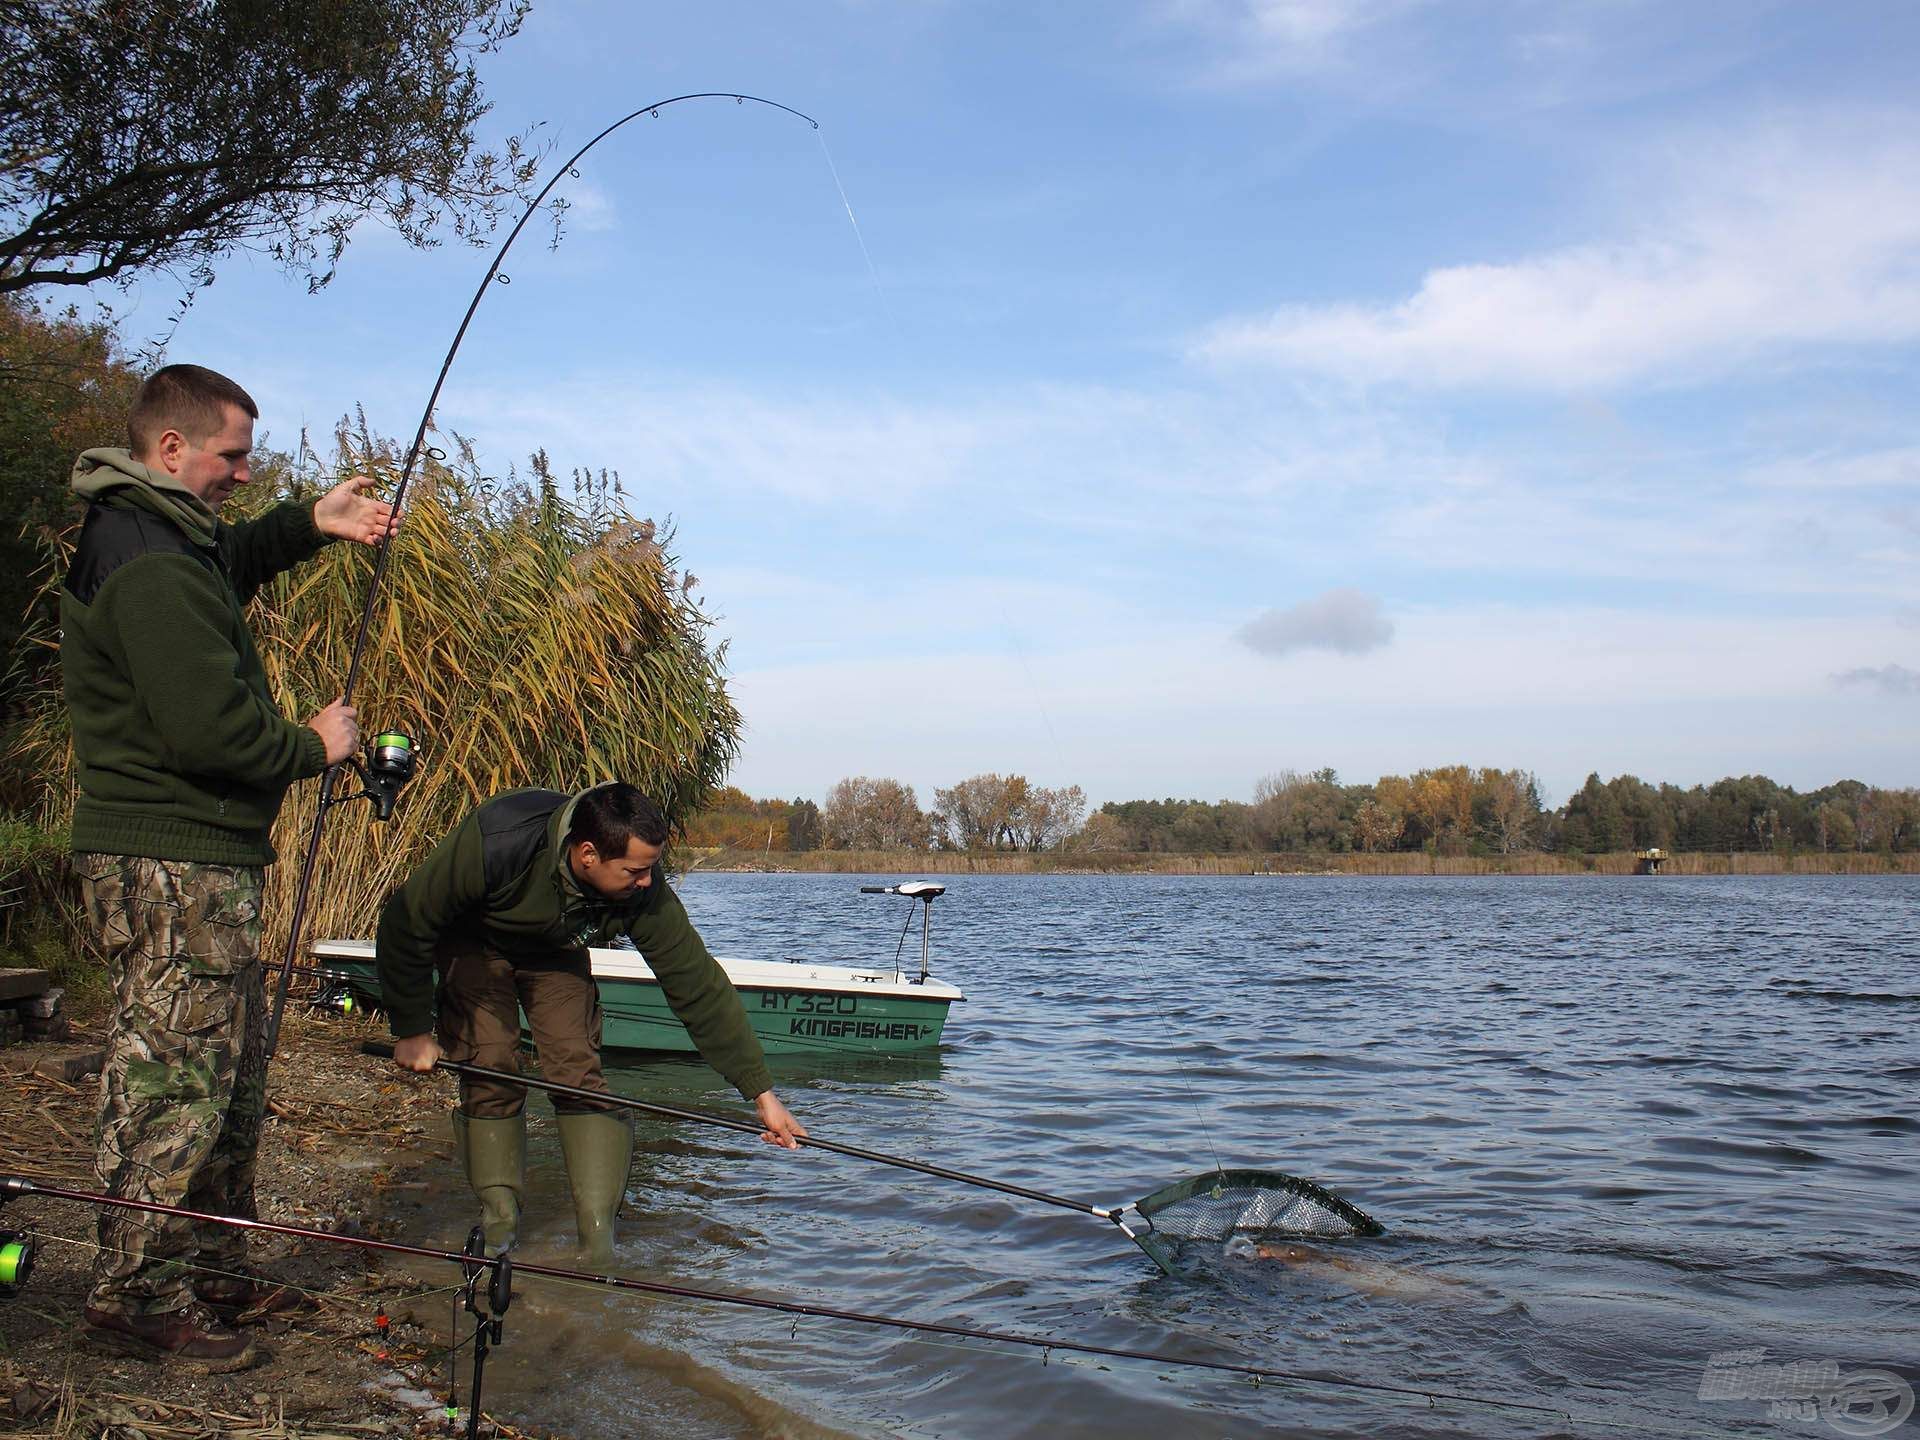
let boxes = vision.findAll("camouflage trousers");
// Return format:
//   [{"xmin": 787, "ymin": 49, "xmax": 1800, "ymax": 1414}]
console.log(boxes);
[{"xmin": 76, "ymin": 854, "xmax": 267, "ymax": 1318}]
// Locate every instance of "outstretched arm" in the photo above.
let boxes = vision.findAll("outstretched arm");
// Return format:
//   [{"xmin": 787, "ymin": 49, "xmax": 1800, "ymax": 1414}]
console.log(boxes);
[
  {"xmin": 222, "ymin": 476, "xmax": 398, "ymax": 598},
  {"xmin": 627, "ymin": 885, "xmax": 778, "ymax": 1103}
]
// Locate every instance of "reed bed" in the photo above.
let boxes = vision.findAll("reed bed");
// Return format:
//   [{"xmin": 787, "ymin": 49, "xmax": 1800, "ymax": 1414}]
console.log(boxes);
[{"xmin": 6, "ymin": 438, "xmax": 742, "ymax": 965}]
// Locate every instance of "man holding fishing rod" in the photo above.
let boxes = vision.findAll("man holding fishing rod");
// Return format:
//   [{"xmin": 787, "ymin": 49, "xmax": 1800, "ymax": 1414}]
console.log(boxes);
[
  {"xmin": 61, "ymin": 364, "xmax": 398, "ymax": 1369},
  {"xmin": 376, "ymin": 781, "xmax": 806, "ymax": 1268}
]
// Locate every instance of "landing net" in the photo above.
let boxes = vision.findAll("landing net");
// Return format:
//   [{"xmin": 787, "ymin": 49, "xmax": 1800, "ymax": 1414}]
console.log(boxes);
[{"xmin": 1129, "ymin": 1169, "xmax": 1382, "ymax": 1271}]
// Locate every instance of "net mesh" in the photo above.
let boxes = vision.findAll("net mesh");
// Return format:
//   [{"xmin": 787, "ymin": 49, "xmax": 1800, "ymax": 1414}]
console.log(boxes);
[{"xmin": 1128, "ymin": 1169, "xmax": 1382, "ymax": 1272}]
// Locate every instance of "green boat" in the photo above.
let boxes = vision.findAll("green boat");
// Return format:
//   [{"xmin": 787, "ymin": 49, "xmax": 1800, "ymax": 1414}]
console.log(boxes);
[{"xmin": 308, "ymin": 882, "xmax": 964, "ymax": 1058}]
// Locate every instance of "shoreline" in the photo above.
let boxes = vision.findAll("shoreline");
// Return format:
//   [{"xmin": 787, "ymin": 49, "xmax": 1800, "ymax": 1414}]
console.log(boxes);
[
  {"xmin": 0, "ymin": 1003, "xmax": 555, "ymax": 1439},
  {"xmin": 683, "ymin": 848, "xmax": 1920, "ymax": 877}
]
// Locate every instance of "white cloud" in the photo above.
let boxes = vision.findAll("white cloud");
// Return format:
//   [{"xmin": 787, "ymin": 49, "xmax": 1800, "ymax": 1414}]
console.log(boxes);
[
  {"xmin": 555, "ymin": 181, "xmax": 618, "ymax": 234},
  {"xmin": 442, "ymin": 380, "xmax": 985, "ymax": 508},
  {"xmin": 1196, "ymin": 123, "xmax": 1920, "ymax": 391},
  {"xmin": 1167, "ymin": 0, "xmax": 1417, "ymax": 55},
  {"xmin": 1154, "ymin": 0, "xmax": 1771, "ymax": 108},
  {"xmin": 1742, "ymin": 447, "xmax": 1920, "ymax": 492},
  {"xmin": 1152, "ymin": 0, "xmax": 1440, "ymax": 86},
  {"xmin": 429, "ymin": 364, "xmax": 1920, "ymax": 619},
  {"xmin": 1832, "ymin": 664, "xmax": 1920, "ymax": 697},
  {"xmin": 1236, "ymin": 588, "xmax": 1393, "ymax": 657}
]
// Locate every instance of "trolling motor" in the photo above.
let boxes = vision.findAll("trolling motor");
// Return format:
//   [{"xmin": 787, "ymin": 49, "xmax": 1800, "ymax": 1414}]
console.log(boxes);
[
  {"xmin": 860, "ymin": 881, "xmax": 945, "ymax": 984},
  {"xmin": 324, "ymin": 730, "xmax": 418, "ymax": 821}
]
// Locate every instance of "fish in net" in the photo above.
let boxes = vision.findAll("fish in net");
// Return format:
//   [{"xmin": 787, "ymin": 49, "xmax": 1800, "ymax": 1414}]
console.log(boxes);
[{"xmin": 1125, "ymin": 1168, "xmax": 1383, "ymax": 1273}]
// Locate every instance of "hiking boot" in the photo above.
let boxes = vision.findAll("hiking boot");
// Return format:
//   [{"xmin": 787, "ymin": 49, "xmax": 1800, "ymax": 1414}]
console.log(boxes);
[
  {"xmin": 198, "ymin": 1269, "xmax": 317, "ymax": 1322},
  {"xmin": 81, "ymin": 1302, "xmax": 259, "ymax": 1371}
]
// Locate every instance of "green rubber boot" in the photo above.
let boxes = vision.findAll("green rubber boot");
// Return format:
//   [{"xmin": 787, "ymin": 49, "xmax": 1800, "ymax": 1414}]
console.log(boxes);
[
  {"xmin": 452, "ymin": 1111, "xmax": 525, "ymax": 1256},
  {"xmin": 556, "ymin": 1111, "xmax": 634, "ymax": 1268}
]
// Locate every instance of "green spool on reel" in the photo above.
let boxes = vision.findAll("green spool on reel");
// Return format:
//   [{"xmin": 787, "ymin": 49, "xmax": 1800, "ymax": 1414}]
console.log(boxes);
[{"xmin": 0, "ymin": 1231, "xmax": 35, "ymax": 1295}]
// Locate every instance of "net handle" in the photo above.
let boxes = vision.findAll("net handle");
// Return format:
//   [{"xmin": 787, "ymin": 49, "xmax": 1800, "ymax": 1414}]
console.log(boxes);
[{"xmin": 362, "ymin": 1043, "xmax": 1110, "ymax": 1218}]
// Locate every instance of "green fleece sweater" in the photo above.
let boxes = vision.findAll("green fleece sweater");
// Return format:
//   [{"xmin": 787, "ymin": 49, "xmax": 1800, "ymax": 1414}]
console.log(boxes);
[
  {"xmin": 377, "ymin": 787, "xmax": 774, "ymax": 1100},
  {"xmin": 60, "ymin": 449, "xmax": 331, "ymax": 865}
]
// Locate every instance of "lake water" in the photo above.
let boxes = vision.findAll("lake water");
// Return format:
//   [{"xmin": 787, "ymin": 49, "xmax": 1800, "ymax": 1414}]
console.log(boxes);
[{"xmin": 400, "ymin": 873, "xmax": 1919, "ymax": 1439}]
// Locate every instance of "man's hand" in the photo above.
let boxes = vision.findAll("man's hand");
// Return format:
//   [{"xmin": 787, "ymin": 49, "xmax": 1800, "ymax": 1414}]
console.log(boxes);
[
  {"xmin": 307, "ymin": 698, "xmax": 359, "ymax": 765},
  {"xmin": 393, "ymin": 1034, "xmax": 443, "ymax": 1073},
  {"xmin": 313, "ymin": 475, "xmax": 399, "ymax": 546},
  {"xmin": 753, "ymin": 1091, "xmax": 807, "ymax": 1150}
]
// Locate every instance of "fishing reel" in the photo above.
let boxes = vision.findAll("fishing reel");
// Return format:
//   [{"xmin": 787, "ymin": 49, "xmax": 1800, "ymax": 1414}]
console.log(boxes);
[{"xmin": 326, "ymin": 730, "xmax": 419, "ymax": 822}]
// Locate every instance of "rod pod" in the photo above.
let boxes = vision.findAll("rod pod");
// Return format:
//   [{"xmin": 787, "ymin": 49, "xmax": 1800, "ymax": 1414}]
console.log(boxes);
[{"xmin": 455, "ymin": 1225, "xmax": 512, "ymax": 1440}]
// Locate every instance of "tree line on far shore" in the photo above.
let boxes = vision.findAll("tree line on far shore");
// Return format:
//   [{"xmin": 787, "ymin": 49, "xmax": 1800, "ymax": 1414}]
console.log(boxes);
[{"xmin": 684, "ymin": 768, "xmax": 1920, "ymax": 857}]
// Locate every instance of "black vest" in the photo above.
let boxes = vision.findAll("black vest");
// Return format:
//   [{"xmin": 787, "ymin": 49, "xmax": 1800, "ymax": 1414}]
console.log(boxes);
[{"xmin": 65, "ymin": 502, "xmax": 221, "ymax": 605}]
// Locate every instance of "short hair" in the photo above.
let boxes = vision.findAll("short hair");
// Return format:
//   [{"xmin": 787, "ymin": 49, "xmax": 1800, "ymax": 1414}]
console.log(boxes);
[
  {"xmin": 128, "ymin": 364, "xmax": 258, "ymax": 456},
  {"xmin": 567, "ymin": 783, "xmax": 670, "ymax": 858}
]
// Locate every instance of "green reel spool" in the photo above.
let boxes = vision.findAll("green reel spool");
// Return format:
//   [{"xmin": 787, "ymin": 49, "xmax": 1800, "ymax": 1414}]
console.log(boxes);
[{"xmin": 0, "ymin": 1231, "xmax": 35, "ymax": 1295}]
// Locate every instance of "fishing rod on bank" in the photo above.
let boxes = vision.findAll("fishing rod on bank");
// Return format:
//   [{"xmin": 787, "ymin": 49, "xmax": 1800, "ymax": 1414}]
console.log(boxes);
[
  {"xmin": 0, "ymin": 1176, "xmax": 1573, "ymax": 1428},
  {"xmin": 264, "ymin": 93, "xmax": 826, "ymax": 1058}
]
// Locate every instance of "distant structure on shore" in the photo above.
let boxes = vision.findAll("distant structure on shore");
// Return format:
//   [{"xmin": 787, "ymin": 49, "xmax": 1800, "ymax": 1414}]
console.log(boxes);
[{"xmin": 1635, "ymin": 848, "xmax": 1667, "ymax": 875}]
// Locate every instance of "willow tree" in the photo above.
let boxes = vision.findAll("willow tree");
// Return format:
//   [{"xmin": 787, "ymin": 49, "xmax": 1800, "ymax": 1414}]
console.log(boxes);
[
  {"xmin": 7, "ymin": 433, "xmax": 742, "ymax": 961},
  {"xmin": 0, "ymin": 0, "xmax": 536, "ymax": 296}
]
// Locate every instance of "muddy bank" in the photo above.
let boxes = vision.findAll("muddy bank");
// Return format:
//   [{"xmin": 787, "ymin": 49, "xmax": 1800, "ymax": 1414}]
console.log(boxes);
[{"xmin": 0, "ymin": 1003, "xmax": 556, "ymax": 1440}]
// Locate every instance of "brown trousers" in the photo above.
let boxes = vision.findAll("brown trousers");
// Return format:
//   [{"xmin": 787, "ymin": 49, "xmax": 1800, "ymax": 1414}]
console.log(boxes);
[{"xmin": 435, "ymin": 938, "xmax": 616, "ymax": 1118}]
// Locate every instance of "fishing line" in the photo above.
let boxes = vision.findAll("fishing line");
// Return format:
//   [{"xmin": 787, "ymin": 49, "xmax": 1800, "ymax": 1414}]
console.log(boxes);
[
  {"xmin": 1, "ymin": 1177, "xmax": 1570, "ymax": 1426},
  {"xmin": 265, "ymin": 91, "xmax": 827, "ymax": 1058},
  {"xmin": 814, "ymin": 131, "xmax": 880, "ymax": 293},
  {"xmin": 1171, "ymin": 1061, "xmax": 1227, "ymax": 1181}
]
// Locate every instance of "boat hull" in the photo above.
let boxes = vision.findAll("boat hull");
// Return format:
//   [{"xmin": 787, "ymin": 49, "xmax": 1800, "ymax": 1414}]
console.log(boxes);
[
  {"xmin": 308, "ymin": 940, "xmax": 960, "ymax": 1058},
  {"xmin": 602, "ymin": 975, "xmax": 952, "ymax": 1055}
]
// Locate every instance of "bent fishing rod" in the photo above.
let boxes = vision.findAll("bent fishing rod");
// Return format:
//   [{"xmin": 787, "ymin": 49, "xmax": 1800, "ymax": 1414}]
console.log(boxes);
[
  {"xmin": 265, "ymin": 93, "xmax": 824, "ymax": 1057},
  {"xmin": 0, "ymin": 1176, "xmax": 1570, "ymax": 1425}
]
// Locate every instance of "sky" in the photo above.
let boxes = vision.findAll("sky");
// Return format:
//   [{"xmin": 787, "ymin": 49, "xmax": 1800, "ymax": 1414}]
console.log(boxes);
[{"xmin": 108, "ymin": 1, "xmax": 1920, "ymax": 808}]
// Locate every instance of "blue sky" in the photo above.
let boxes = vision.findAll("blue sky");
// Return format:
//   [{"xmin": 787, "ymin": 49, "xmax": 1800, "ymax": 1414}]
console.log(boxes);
[{"xmin": 120, "ymin": 1, "xmax": 1920, "ymax": 807}]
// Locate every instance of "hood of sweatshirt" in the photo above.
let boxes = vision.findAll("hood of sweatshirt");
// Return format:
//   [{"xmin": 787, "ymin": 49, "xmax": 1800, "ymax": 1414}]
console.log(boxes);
[{"xmin": 70, "ymin": 448, "xmax": 219, "ymax": 548}]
